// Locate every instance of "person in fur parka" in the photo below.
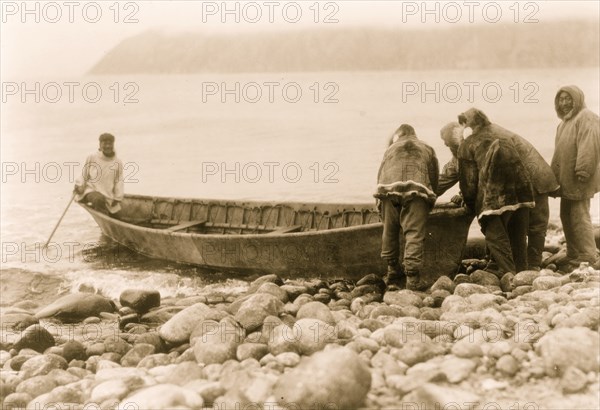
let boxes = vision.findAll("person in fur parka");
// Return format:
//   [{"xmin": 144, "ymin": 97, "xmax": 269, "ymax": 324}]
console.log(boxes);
[
  {"xmin": 551, "ymin": 85, "xmax": 600, "ymax": 268},
  {"xmin": 457, "ymin": 113, "xmax": 535, "ymax": 275},
  {"xmin": 374, "ymin": 124, "xmax": 439, "ymax": 290}
]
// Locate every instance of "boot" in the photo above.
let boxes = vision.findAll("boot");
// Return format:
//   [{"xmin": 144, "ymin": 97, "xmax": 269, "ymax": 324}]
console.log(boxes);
[
  {"xmin": 383, "ymin": 262, "xmax": 405, "ymax": 291},
  {"xmin": 405, "ymin": 270, "xmax": 428, "ymax": 292}
]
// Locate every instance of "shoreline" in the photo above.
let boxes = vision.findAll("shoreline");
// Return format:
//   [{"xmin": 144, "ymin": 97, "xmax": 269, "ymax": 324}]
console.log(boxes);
[{"xmin": 1, "ymin": 239, "xmax": 599, "ymax": 409}]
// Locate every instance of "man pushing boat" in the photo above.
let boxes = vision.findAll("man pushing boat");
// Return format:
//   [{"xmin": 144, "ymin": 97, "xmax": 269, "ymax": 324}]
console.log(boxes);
[
  {"xmin": 73, "ymin": 133, "xmax": 124, "ymax": 219},
  {"xmin": 374, "ymin": 124, "xmax": 439, "ymax": 291}
]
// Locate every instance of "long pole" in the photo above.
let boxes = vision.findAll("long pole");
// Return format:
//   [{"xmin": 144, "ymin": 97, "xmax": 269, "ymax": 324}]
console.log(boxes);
[{"xmin": 42, "ymin": 193, "xmax": 76, "ymax": 250}]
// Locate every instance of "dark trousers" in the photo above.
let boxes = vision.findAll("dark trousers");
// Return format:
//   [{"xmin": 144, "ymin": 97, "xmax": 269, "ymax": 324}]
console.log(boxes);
[
  {"xmin": 527, "ymin": 193, "xmax": 549, "ymax": 269},
  {"xmin": 380, "ymin": 197, "xmax": 429, "ymax": 272},
  {"xmin": 480, "ymin": 208, "xmax": 528, "ymax": 274},
  {"xmin": 560, "ymin": 198, "xmax": 598, "ymax": 263}
]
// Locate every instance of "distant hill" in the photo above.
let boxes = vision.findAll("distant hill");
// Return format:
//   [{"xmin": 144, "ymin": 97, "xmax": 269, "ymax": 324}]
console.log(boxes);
[{"xmin": 90, "ymin": 21, "xmax": 599, "ymax": 74}]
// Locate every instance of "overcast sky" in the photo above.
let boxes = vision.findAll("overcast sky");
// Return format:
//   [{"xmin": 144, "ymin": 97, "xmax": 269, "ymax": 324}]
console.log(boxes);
[{"xmin": 1, "ymin": 0, "xmax": 599, "ymax": 77}]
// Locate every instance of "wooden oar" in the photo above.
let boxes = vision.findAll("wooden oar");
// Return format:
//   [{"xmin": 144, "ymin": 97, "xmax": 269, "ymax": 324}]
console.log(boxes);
[{"xmin": 42, "ymin": 193, "xmax": 76, "ymax": 250}]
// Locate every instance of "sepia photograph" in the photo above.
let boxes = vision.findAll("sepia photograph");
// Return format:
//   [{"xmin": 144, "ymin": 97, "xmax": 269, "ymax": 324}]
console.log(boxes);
[{"xmin": 1, "ymin": 1, "xmax": 599, "ymax": 409}]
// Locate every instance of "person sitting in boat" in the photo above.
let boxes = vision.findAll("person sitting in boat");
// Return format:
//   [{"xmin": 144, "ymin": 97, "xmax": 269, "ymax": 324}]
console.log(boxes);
[
  {"xmin": 374, "ymin": 124, "xmax": 439, "ymax": 291},
  {"xmin": 457, "ymin": 112, "xmax": 535, "ymax": 276},
  {"xmin": 74, "ymin": 133, "xmax": 124, "ymax": 218},
  {"xmin": 459, "ymin": 108, "xmax": 559, "ymax": 271},
  {"xmin": 436, "ymin": 122, "xmax": 465, "ymax": 206}
]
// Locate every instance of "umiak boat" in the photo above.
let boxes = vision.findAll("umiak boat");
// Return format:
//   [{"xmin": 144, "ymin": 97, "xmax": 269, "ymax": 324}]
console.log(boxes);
[{"xmin": 80, "ymin": 194, "xmax": 475, "ymax": 282}]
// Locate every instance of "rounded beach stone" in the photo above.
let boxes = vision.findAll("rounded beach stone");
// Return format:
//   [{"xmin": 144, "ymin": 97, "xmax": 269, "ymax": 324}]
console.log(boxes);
[
  {"xmin": 137, "ymin": 353, "xmax": 171, "ymax": 369},
  {"xmin": 104, "ymin": 337, "xmax": 132, "ymax": 356},
  {"xmin": 13, "ymin": 324, "xmax": 55, "ymax": 353},
  {"xmin": 391, "ymin": 342, "xmax": 445, "ymax": 367},
  {"xmin": 267, "ymin": 324, "xmax": 300, "ymax": 356},
  {"xmin": 16, "ymin": 375, "xmax": 57, "ymax": 397},
  {"xmin": 19, "ymin": 354, "xmax": 67, "ymax": 379},
  {"xmin": 532, "ymin": 276, "xmax": 562, "ymax": 291},
  {"xmin": 236, "ymin": 343, "xmax": 268, "ymax": 361},
  {"xmin": 560, "ymin": 366, "xmax": 588, "ymax": 394},
  {"xmin": 451, "ymin": 337, "xmax": 484, "ymax": 358},
  {"xmin": 439, "ymin": 357, "xmax": 477, "ymax": 383},
  {"xmin": 275, "ymin": 352, "xmax": 301, "ymax": 367},
  {"xmin": 3, "ymin": 392, "xmax": 32, "ymax": 408},
  {"xmin": 383, "ymin": 290, "xmax": 422, "ymax": 307},
  {"xmin": 496, "ymin": 354, "xmax": 519, "ymax": 376},
  {"xmin": 513, "ymin": 271, "xmax": 540, "ymax": 287},
  {"xmin": 430, "ymin": 276, "xmax": 455, "ymax": 293},
  {"xmin": 500, "ymin": 272, "xmax": 515, "ymax": 292},
  {"xmin": 120, "ymin": 343, "xmax": 155, "ymax": 367},
  {"xmin": 193, "ymin": 319, "xmax": 243, "ymax": 365},
  {"xmin": 454, "ymin": 283, "xmax": 490, "ymax": 297},
  {"xmin": 536, "ymin": 326, "xmax": 600, "ymax": 376},
  {"xmin": 248, "ymin": 274, "xmax": 284, "ymax": 293},
  {"xmin": 280, "ymin": 285, "xmax": 307, "ymax": 302},
  {"xmin": 86, "ymin": 342, "xmax": 105, "ymax": 357},
  {"xmin": 470, "ymin": 270, "xmax": 501, "ymax": 287},
  {"xmin": 271, "ymin": 347, "xmax": 371, "ymax": 409},
  {"xmin": 35, "ymin": 293, "xmax": 115, "ymax": 322},
  {"xmin": 293, "ymin": 318, "xmax": 337, "ymax": 355},
  {"xmin": 403, "ymin": 383, "xmax": 480, "ymax": 408},
  {"xmin": 120, "ymin": 289, "xmax": 161, "ymax": 313},
  {"xmin": 234, "ymin": 293, "xmax": 285, "ymax": 332},
  {"xmin": 119, "ymin": 383, "xmax": 204, "ymax": 410},
  {"xmin": 61, "ymin": 341, "xmax": 86, "ymax": 362},
  {"xmin": 162, "ymin": 361, "xmax": 204, "ymax": 386},
  {"xmin": 512, "ymin": 285, "xmax": 533, "ymax": 296},
  {"xmin": 158, "ymin": 303, "xmax": 217, "ymax": 344},
  {"xmin": 453, "ymin": 274, "xmax": 471, "ymax": 285},
  {"xmin": 1, "ymin": 312, "xmax": 38, "ymax": 331},
  {"xmin": 90, "ymin": 378, "xmax": 141, "ymax": 404},
  {"xmin": 296, "ymin": 301, "xmax": 336, "ymax": 325},
  {"xmin": 255, "ymin": 282, "xmax": 288, "ymax": 303}
]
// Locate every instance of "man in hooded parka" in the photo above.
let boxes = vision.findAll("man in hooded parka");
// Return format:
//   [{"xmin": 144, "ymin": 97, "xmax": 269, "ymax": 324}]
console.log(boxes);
[{"xmin": 551, "ymin": 86, "xmax": 600, "ymax": 269}]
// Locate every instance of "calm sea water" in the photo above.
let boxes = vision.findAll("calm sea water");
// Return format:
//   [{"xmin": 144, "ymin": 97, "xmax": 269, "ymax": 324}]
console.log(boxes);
[{"xmin": 1, "ymin": 69, "xmax": 598, "ymax": 302}]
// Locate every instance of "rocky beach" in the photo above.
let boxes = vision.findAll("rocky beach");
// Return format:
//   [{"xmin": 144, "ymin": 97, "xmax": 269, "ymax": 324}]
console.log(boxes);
[{"xmin": 1, "ymin": 229, "xmax": 599, "ymax": 410}]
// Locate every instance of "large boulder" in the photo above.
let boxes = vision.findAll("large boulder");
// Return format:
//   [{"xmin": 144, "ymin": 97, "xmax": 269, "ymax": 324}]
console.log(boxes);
[
  {"xmin": 35, "ymin": 293, "xmax": 115, "ymax": 322},
  {"xmin": 271, "ymin": 347, "xmax": 371, "ymax": 409}
]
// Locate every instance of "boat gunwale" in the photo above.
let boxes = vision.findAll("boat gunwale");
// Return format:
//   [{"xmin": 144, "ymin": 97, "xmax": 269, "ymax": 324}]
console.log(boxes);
[{"xmin": 80, "ymin": 194, "xmax": 470, "ymax": 239}]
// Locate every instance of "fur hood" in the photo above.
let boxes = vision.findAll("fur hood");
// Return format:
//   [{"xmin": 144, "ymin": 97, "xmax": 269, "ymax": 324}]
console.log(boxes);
[{"xmin": 555, "ymin": 85, "xmax": 586, "ymax": 121}]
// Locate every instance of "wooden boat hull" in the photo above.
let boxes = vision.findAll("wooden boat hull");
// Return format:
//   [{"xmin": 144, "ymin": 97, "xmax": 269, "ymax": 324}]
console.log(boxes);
[{"xmin": 80, "ymin": 194, "xmax": 475, "ymax": 282}]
